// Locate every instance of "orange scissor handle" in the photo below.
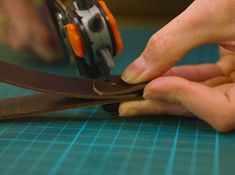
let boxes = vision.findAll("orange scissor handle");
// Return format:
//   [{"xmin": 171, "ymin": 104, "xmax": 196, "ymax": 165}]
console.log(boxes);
[
  {"xmin": 66, "ymin": 23, "xmax": 85, "ymax": 58},
  {"xmin": 98, "ymin": 0, "xmax": 123, "ymax": 55}
]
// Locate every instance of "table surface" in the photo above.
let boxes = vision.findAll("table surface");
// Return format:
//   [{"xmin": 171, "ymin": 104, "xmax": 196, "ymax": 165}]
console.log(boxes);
[{"xmin": 0, "ymin": 28, "xmax": 234, "ymax": 175}]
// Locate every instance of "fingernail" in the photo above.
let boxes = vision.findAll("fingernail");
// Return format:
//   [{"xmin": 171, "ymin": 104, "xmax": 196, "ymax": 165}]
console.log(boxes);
[
  {"xmin": 143, "ymin": 91, "xmax": 157, "ymax": 99},
  {"xmin": 143, "ymin": 86, "xmax": 157, "ymax": 99},
  {"xmin": 118, "ymin": 106, "xmax": 129, "ymax": 117},
  {"xmin": 119, "ymin": 110, "xmax": 128, "ymax": 117},
  {"xmin": 145, "ymin": 90, "xmax": 180, "ymax": 104},
  {"xmin": 121, "ymin": 55, "xmax": 147, "ymax": 83},
  {"xmin": 144, "ymin": 90, "xmax": 166, "ymax": 101}
]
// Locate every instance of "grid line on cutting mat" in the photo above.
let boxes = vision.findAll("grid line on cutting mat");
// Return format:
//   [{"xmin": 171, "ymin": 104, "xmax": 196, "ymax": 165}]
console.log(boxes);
[
  {"xmin": 49, "ymin": 107, "xmax": 98, "ymax": 175},
  {"xmin": 0, "ymin": 105, "xmax": 220, "ymax": 175}
]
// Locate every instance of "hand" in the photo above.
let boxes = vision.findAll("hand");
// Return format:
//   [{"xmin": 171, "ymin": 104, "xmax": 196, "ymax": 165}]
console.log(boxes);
[
  {"xmin": 119, "ymin": 0, "xmax": 235, "ymax": 132},
  {"xmin": 0, "ymin": 0, "xmax": 61, "ymax": 62}
]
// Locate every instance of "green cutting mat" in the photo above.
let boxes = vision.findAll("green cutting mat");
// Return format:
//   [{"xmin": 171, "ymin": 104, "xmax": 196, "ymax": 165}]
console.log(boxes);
[{"xmin": 0, "ymin": 28, "xmax": 234, "ymax": 175}]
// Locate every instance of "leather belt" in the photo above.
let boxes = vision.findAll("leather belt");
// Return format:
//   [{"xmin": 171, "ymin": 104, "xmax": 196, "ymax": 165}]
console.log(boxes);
[{"xmin": 0, "ymin": 61, "xmax": 146, "ymax": 119}]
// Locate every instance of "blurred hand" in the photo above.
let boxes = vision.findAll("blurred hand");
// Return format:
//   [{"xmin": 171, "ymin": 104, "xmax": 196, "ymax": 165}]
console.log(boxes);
[
  {"xmin": 119, "ymin": 0, "xmax": 235, "ymax": 132},
  {"xmin": 0, "ymin": 0, "xmax": 61, "ymax": 62}
]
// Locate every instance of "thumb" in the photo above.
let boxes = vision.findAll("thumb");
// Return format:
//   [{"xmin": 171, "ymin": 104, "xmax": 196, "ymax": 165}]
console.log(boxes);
[{"xmin": 122, "ymin": 0, "xmax": 235, "ymax": 84}]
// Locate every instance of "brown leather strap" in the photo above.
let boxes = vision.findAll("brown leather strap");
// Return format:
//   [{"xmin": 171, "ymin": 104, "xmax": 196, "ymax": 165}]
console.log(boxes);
[
  {"xmin": 0, "ymin": 61, "xmax": 145, "ymax": 119},
  {"xmin": 0, "ymin": 94, "xmax": 143, "ymax": 119},
  {"xmin": 0, "ymin": 61, "xmax": 145, "ymax": 99}
]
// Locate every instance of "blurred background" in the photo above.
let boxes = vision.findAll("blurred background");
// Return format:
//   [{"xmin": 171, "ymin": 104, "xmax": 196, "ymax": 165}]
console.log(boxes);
[
  {"xmin": 0, "ymin": 0, "xmax": 195, "ymax": 64},
  {"xmin": 105, "ymin": 0, "xmax": 193, "ymax": 27}
]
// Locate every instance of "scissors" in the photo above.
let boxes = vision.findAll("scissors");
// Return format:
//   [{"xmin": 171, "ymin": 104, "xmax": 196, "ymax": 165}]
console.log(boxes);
[{"xmin": 47, "ymin": 0, "xmax": 123, "ymax": 81}]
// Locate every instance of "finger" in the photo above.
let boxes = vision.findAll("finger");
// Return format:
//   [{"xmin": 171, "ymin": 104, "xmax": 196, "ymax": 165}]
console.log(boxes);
[
  {"xmin": 122, "ymin": 0, "xmax": 235, "ymax": 84},
  {"xmin": 119, "ymin": 99, "xmax": 191, "ymax": 117},
  {"xmin": 202, "ymin": 76, "xmax": 233, "ymax": 87},
  {"xmin": 164, "ymin": 64, "xmax": 224, "ymax": 81},
  {"xmin": 144, "ymin": 77, "xmax": 235, "ymax": 132}
]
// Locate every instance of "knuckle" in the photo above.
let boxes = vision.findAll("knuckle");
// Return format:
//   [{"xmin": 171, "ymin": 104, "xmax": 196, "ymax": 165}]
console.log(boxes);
[
  {"xmin": 148, "ymin": 35, "xmax": 160, "ymax": 49},
  {"xmin": 175, "ymin": 78, "xmax": 194, "ymax": 103},
  {"xmin": 145, "ymin": 34, "xmax": 169, "ymax": 56},
  {"xmin": 146, "ymin": 33, "xmax": 179, "ymax": 62},
  {"xmin": 148, "ymin": 34, "xmax": 170, "ymax": 51},
  {"xmin": 142, "ymin": 36, "xmax": 158, "ymax": 60}
]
